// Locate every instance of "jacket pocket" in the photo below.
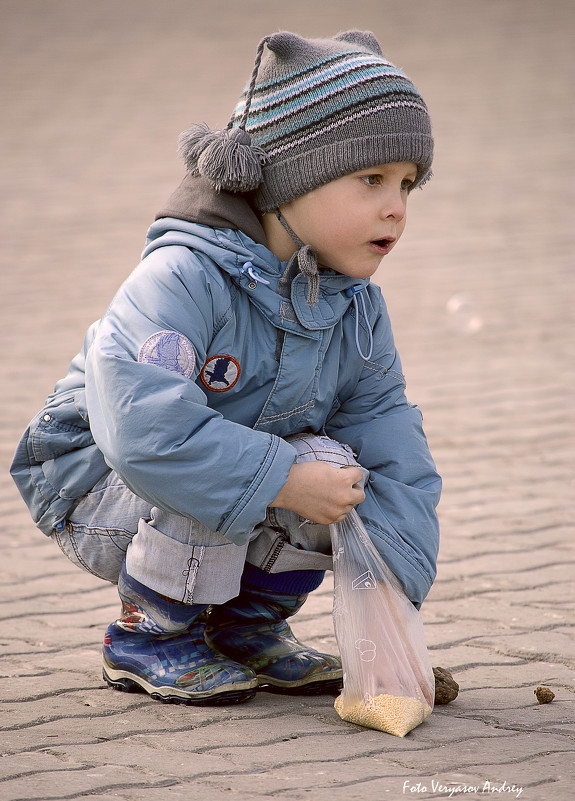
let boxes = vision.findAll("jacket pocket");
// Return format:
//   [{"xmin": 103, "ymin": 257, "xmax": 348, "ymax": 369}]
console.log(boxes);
[{"xmin": 30, "ymin": 410, "xmax": 95, "ymax": 463}]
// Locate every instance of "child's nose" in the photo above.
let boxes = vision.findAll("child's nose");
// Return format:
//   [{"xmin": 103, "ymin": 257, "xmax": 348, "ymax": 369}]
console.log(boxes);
[{"xmin": 380, "ymin": 188, "xmax": 407, "ymax": 221}]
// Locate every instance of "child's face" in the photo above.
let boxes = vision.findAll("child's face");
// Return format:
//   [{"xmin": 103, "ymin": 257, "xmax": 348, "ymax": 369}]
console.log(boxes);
[{"xmin": 280, "ymin": 161, "xmax": 418, "ymax": 279}]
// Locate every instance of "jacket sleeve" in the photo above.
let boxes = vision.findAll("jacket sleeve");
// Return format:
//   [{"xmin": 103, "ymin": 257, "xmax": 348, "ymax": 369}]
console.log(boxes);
[
  {"xmin": 84, "ymin": 246, "xmax": 296, "ymax": 545},
  {"xmin": 326, "ymin": 289, "xmax": 441, "ymax": 607},
  {"xmin": 10, "ymin": 322, "xmax": 111, "ymax": 535}
]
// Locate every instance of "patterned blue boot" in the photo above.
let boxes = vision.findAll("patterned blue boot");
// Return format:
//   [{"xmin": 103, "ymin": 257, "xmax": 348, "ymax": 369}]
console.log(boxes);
[
  {"xmin": 205, "ymin": 574, "xmax": 342, "ymax": 695},
  {"xmin": 102, "ymin": 564, "xmax": 257, "ymax": 705}
]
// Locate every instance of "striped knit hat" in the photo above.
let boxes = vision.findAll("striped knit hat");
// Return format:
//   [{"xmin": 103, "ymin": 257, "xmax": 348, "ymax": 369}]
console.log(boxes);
[{"xmin": 178, "ymin": 30, "xmax": 433, "ymax": 211}]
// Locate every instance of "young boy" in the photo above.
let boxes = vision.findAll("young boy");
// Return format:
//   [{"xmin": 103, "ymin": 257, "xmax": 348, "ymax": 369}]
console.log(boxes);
[{"xmin": 11, "ymin": 30, "xmax": 441, "ymax": 705}]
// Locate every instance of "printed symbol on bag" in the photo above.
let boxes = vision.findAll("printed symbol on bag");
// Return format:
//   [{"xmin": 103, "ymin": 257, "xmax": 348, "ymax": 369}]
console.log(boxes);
[
  {"xmin": 352, "ymin": 570, "xmax": 376, "ymax": 590},
  {"xmin": 357, "ymin": 529, "xmax": 371, "ymax": 547},
  {"xmin": 333, "ymin": 585, "xmax": 346, "ymax": 618},
  {"xmin": 333, "ymin": 545, "xmax": 345, "ymax": 562},
  {"xmin": 355, "ymin": 638, "xmax": 377, "ymax": 662},
  {"xmin": 362, "ymin": 692, "xmax": 376, "ymax": 711}
]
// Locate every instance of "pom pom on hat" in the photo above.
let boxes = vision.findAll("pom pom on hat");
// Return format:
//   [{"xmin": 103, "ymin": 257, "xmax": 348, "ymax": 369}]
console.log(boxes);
[
  {"xmin": 178, "ymin": 123, "xmax": 267, "ymax": 193},
  {"xmin": 177, "ymin": 121, "xmax": 221, "ymax": 166}
]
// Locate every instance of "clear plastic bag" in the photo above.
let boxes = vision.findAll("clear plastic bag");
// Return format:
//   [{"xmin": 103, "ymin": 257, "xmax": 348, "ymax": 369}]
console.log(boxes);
[{"xmin": 330, "ymin": 509, "xmax": 434, "ymax": 737}]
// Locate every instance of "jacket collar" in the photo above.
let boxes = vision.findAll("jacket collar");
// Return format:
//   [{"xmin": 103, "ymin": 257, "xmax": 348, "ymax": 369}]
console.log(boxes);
[{"xmin": 149, "ymin": 174, "xmax": 369, "ymax": 333}]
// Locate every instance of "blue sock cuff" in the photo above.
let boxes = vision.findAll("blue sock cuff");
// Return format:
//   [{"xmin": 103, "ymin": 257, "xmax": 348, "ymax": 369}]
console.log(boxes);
[{"xmin": 241, "ymin": 563, "xmax": 326, "ymax": 595}]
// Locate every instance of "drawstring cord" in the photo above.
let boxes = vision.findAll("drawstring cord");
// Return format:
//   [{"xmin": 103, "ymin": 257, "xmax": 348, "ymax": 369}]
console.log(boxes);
[
  {"xmin": 241, "ymin": 266, "xmax": 373, "ymax": 361},
  {"xmin": 345, "ymin": 284, "xmax": 374, "ymax": 361}
]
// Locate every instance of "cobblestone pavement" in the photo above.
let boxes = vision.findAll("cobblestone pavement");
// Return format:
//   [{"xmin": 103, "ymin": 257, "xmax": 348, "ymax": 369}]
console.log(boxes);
[{"xmin": 1, "ymin": 1, "xmax": 574, "ymax": 799}]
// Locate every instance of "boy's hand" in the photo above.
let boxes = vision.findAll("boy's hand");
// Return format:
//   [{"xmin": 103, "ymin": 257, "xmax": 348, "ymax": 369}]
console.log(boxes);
[{"xmin": 270, "ymin": 461, "xmax": 365, "ymax": 524}]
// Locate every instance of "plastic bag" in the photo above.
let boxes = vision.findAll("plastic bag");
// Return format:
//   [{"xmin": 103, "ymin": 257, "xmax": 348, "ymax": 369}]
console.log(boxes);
[{"xmin": 330, "ymin": 509, "xmax": 434, "ymax": 737}]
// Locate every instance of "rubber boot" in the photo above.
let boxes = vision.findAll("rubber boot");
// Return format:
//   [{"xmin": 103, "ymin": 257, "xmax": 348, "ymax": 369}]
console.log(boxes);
[
  {"xmin": 205, "ymin": 581, "xmax": 342, "ymax": 694},
  {"xmin": 102, "ymin": 563, "xmax": 258, "ymax": 705}
]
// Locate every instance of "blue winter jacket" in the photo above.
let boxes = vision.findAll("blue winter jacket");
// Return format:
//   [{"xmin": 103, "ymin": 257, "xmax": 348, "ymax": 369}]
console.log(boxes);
[{"xmin": 11, "ymin": 210, "xmax": 441, "ymax": 605}]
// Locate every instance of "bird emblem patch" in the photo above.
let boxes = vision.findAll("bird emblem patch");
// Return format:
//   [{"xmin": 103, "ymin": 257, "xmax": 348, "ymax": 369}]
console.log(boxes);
[{"xmin": 200, "ymin": 354, "xmax": 241, "ymax": 392}]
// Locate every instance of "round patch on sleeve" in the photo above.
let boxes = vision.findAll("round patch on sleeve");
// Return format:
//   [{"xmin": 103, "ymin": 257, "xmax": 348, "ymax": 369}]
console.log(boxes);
[
  {"xmin": 138, "ymin": 331, "xmax": 196, "ymax": 378},
  {"xmin": 200, "ymin": 354, "xmax": 240, "ymax": 391}
]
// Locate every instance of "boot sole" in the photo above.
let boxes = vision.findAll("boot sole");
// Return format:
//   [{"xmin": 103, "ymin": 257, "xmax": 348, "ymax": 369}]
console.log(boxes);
[
  {"xmin": 256, "ymin": 671, "xmax": 343, "ymax": 696},
  {"xmin": 102, "ymin": 665, "xmax": 257, "ymax": 705}
]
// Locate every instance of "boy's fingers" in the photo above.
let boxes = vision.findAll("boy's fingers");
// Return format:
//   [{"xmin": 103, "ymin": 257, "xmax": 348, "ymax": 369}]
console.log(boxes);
[
  {"xmin": 353, "ymin": 486, "xmax": 366, "ymax": 504},
  {"xmin": 341, "ymin": 465, "xmax": 365, "ymax": 486},
  {"xmin": 339, "ymin": 467, "xmax": 366, "ymax": 506}
]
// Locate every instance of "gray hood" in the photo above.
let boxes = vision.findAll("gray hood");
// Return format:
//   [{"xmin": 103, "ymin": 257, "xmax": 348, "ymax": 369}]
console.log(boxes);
[{"xmin": 156, "ymin": 173, "xmax": 267, "ymax": 246}]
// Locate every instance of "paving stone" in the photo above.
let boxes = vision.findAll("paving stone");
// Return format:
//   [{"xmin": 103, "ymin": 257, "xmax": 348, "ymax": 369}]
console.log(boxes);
[{"xmin": 0, "ymin": 764, "xmax": 177, "ymax": 801}]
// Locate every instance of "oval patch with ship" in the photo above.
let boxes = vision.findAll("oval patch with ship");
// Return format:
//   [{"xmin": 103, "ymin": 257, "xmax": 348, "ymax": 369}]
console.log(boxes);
[{"xmin": 138, "ymin": 330, "xmax": 196, "ymax": 378}]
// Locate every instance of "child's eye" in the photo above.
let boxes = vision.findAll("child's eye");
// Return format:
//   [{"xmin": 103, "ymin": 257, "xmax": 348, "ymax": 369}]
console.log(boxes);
[
  {"xmin": 362, "ymin": 174, "xmax": 382, "ymax": 186},
  {"xmin": 361, "ymin": 174, "xmax": 415, "ymax": 190}
]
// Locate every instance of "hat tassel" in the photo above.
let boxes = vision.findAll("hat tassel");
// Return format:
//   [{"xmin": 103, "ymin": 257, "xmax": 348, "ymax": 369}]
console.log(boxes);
[{"xmin": 178, "ymin": 37, "xmax": 270, "ymax": 193}]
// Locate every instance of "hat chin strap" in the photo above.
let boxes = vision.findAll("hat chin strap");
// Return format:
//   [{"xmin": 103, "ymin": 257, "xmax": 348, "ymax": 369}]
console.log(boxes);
[
  {"xmin": 275, "ymin": 211, "xmax": 320, "ymax": 306},
  {"xmin": 275, "ymin": 210, "xmax": 373, "ymax": 360}
]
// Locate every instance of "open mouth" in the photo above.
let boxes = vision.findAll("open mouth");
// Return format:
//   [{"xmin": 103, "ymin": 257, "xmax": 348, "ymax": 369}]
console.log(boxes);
[{"xmin": 370, "ymin": 237, "xmax": 395, "ymax": 252}]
